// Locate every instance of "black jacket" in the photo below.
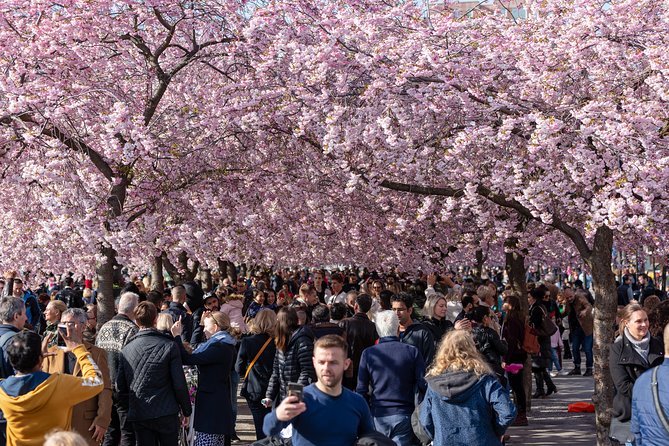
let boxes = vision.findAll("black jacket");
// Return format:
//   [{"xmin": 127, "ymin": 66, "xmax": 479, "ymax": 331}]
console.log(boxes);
[
  {"xmin": 165, "ymin": 302, "xmax": 193, "ymax": 342},
  {"xmin": 609, "ymin": 333, "xmax": 664, "ymax": 421},
  {"xmin": 472, "ymin": 325, "xmax": 508, "ymax": 380},
  {"xmin": 0, "ymin": 325, "xmax": 20, "ymax": 378},
  {"xmin": 339, "ymin": 313, "xmax": 378, "ymax": 375},
  {"xmin": 310, "ymin": 322, "xmax": 345, "ymax": 339},
  {"xmin": 117, "ymin": 329, "xmax": 192, "ymax": 421},
  {"xmin": 401, "ymin": 321, "xmax": 435, "ymax": 365},
  {"xmin": 265, "ymin": 326, "xmax": 316, "ymax": 402},
  {"xmin": 422, "ymin": 317, "xmax": 454, "ymax": 345},
  {"xmin": 236, "ymin": 333, "xmax": 277, "ymax": 402}
]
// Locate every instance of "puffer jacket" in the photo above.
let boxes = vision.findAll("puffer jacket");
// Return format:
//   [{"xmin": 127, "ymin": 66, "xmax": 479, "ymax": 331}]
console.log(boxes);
[
  {"xmin": 631, "ymin": 358, "xmax": 669, "ymax": 445},
  {"xmin": 610, "ymin": 332, "xmax": 663, "ymax": 422},
  {"xmin": 419, "ymin": 370, "xmax": 516, "ymax": 446},
  {"xmin": 265, "ymin": 326, "xmax": 316, "ymax": 403},
  {"xmin": 116, "ymin": 329, "xmax": 191, "ymax": 421},
  {"xmin": 222, "ymin": 299, "xmax": 248, "ymax": 333}
]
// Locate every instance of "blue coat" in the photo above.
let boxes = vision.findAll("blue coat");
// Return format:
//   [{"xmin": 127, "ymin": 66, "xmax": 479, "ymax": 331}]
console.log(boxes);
[
  {"xmin": 631, "ymin": 358, "xmax": 669, "ymax": 445},
  {"xmin": 419, "ymin": 370, "xmax": 516, "ymax": 446},
  {"xmin": 178, "ymin": 331, "xmax": 236, "ymax": 435}
]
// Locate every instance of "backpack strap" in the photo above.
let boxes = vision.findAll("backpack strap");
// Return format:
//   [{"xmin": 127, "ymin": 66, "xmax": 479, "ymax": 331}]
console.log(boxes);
[{"xmin": 651, "ymin": 366, "xmax": 669, "ymax": 434}]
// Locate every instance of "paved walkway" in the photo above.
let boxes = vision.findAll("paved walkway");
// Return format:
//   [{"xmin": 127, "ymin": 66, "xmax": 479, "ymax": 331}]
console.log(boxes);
[
  {"xmin": 233, "ymin": 359, "xmax": 596, "ymax": 445},
  {"xmin": 507, "ymin": 360, "xmax": 596, "ymax": 445}
]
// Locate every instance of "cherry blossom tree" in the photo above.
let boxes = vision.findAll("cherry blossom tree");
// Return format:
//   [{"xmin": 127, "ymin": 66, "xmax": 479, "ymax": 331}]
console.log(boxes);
[{"xmin": 236, "ymin": 0, "xmax": 669, "ymax": 442}]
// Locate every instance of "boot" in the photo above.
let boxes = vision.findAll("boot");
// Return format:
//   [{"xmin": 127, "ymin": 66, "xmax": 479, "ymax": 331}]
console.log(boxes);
[
  {"xmin": 583, "ymin": 368, "xmax": 593, "ymax": 377},
  {"xmin": 533, "ymin": 372, "xmax": 546, "ymax": 398},
  {"xmin": 512, "ymin": 412, "xmax": 529, "ymax": 426},
  {"xmin": 567, "ymin": 367, "xmax": 582, "ymax": 376},
  {"xmin": 543, "ymin": 370, "xmax": 558, "ymax": 396},
  {"xmin": 563, "ymin": 340, "xmax": 572, "ymax": 360}
]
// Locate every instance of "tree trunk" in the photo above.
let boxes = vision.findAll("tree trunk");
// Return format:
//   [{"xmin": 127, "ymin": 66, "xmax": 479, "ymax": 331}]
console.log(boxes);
[
  {"xmin": 584, "ymin": 226, "xmax": 617, "ymax": 446},
  {"xmin": 474, "ymin": 249, "xmax": 484, "ymax": 281},
  {"xmin": 217, "ymin": 258, "xmax": 238, "ymax": 284},
  {"xmin": 505, "ymin": 237, "xmax": 532, "ymax": 412},
  {"xmin": 96, "ymin": 246, "xmax": 116, "ymax": 328},
  {"xmin": 199, "ymin": 268, "xmax": 212, "ymax": 292},
  {"xmin": 151, "ymin": 255, "xmax": 164, "ymax": 293}
]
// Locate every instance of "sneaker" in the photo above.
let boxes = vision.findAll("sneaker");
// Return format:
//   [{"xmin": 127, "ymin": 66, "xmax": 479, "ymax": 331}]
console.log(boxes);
[
  {"xmin": 559, "ymin": 369, "xmax": 571, "ymax": 376},
  {"xmin": 583, "ymin": 368, "xmax": 593, "ymax": 377},
  {"xmin": 567, "ymin": 368, "xmax": 582, "ymax": 376},
  {"xmin": 550, "ymin": 371, "xmax": 559, "ymax": 377}
]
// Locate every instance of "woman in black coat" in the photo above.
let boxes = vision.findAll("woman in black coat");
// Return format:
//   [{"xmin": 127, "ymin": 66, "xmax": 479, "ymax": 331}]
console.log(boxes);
[
  {"xmin": 263, "ymin": 306, "xmax": 316, "ymax": 406},
  {"xmin": 235, "ymin": 309, "xmax": 277, "ymax": 440},
  {"xmin": 501, "ymin": 294, "xmax": 528, "ymax": 425},
  {"xmin": 609, "ymin": 303, "xmax": 663, "ymax": 442},
  {"xmin": 421, "ymin": 294, "xmax": 454, "ymax": 346},
  {"xmin": 173, "ymin": 311, "xmax": 236, "ymax": 446},
  {"xmin": 529, "ymin": 288, "xmax": 557, "ymax": 398}
]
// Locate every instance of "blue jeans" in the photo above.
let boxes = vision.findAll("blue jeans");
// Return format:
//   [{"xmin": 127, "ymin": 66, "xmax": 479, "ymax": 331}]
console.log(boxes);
[
  {"xmin": 374, "ymin": 413, "xmax": 414, "ymax": 446},
  {"xmin": 570, "ymin": 327, "xmax": 593, "ymax": 369},
  {"xmin": 548, "ymin": 347, "xmax": 561, "ymax": 372},
  {"xmin": 230, "ymin": 370, "xmax": 240, "ymax": 428}
]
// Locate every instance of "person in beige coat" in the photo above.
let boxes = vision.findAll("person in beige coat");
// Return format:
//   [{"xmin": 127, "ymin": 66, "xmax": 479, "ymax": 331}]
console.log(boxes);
[{"xmin": 43, "ymin": 308, "xmax": 112, "ymax": 445}]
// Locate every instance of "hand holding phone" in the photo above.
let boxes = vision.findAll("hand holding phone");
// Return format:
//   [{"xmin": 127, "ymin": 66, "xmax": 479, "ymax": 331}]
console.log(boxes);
[{"xmin": 287, "ymin": 382, "xmax": 304, "ymax": 402}]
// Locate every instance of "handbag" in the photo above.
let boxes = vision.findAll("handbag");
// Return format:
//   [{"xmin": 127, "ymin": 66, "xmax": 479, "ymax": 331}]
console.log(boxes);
[
  {"xmin": 534, "ymin": 306, "xmax": 558, "ymax": 337},
  {"xmin": 523, "ymin": 322, "xmax": 540, "ymax": 354},
  {"xmin": 609, "ymin": 417, "xmax": 634, "ymax": 443}
]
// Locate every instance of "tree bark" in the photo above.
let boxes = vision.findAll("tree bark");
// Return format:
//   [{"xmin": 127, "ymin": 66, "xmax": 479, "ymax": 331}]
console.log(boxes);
[
  {"xmin": 584, "ymin": 226, "xmax": 617, "ymax": 446},
  {"xmin": 474, "ymin": 249, "xmax": 484, "ymax": 281},
  {"xmin": 505, "ymin": 237, "xmax": 532, "ymax": 412},
  {"xmin": 199, "ymin": 268, "xmax": 212, "ymax": 292},
  {"xmin": 96, "ymin": 246, "xmax": 117, "ymax": 328},
  {"xmin": 217, "ymin": 258, "xmax": 237, "ymax": 284},
  {"xmin": 151, "ymin": 255, "xmax": 164, "ymax": 293}
]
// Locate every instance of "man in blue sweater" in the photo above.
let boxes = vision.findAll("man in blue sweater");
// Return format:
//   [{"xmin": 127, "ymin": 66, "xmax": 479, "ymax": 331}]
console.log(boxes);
[
  {"xmin": 357, "ymin": 310, "xmax": 426, "ymax": 445},
  {"xmin": 631, "ymin": 323, "xmax": 669, "ymax": 445},
  {"xmin": 263, "ymin": 335, "xmax": 375, "ymax": 445}
]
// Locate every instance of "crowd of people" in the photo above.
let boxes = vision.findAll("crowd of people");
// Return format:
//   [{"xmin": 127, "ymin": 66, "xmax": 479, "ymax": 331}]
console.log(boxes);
[{"xmin": 0, "ymin": 267, "xmax": 667, "ymax": 445}]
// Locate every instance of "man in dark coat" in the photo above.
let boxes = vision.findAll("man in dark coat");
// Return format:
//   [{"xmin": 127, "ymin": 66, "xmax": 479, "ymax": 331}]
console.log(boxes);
[
  {"xmin": 391, "ymin": 293, "xmax": 435, "ymax": 365},
  {"xmin": 339, "ymin": 294, "xmax": 378, "ymax": 390},
  {"xmin": 117, "ymin": 302, "xmax": 191, "ymax": 446}
]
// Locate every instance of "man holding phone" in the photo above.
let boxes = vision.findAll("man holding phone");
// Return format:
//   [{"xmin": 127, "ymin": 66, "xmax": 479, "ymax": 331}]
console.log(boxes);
[
  {"xmin": 43, "ymin": 308, "xmax": 112, "ymax": 445},
  {"xmin": 0, "ymin": 322, "xmax": 104, "ymax": 446},
  {"xmin": 263, "ymin": 335, "xmax": 375, "ymax": 445}
]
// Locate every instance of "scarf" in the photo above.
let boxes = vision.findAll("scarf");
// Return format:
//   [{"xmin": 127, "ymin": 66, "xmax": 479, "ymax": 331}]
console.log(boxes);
[
  {"xmin": 625, "ymin": 327, "xmax": 651, "ymax": 364},
  {"xmin": 194, "ymin": 330, "xmax": 236, "ymax": 354}
]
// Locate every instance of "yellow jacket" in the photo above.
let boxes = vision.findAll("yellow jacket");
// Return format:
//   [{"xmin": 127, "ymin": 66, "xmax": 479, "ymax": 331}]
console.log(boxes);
[{"xmin": 0, "ymin": 344, "xmax": 104, "ymax": 446}]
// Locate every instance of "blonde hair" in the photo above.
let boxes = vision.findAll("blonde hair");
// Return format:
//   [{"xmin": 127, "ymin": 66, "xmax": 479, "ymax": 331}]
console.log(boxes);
[
  {"xmin": 476, "ymin": 285, "xmax": 495, "ymax": 303},
  {"xmin": 44, "ymin": 430, "xmax": 88, "ymax": 446},
  {"xmin": 47, "ymin": 300, "xmax": 67, "ymax": 316},
  {"xmin": 250, "ymin": 309, "xmax": 277, "ymax": 335},
  {"xmin": 423, "ymin": 294, "xmax": 446, "ymax": 320},
  {"xmin": 427, "ymin": 330, "xmax": 493, "ymax": 377},
  {"xmin": 156, "ymin": 313, "xmax": 174, "ymax": 332},
  {"xmin": 618, "ymin": 303, "xmax": 645, "ymax": 337}
]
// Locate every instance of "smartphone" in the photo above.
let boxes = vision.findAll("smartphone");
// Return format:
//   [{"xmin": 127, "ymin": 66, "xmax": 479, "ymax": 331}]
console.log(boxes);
[
  {"xmin": 57, "ymin": 323, "xmax": 68, "ymax": 339},
  {"xmin": 287, "ymin": 382, "xmax": 304, "ymax": 402}
]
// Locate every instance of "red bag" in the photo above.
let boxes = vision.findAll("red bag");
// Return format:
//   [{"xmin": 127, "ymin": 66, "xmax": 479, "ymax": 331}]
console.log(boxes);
[
  {"xmin": 568, "ymin": 402, "xmax": 595, "ymax": 413},
  {"xmin": 523, "ymin": 322, "xmax": 540, "ymax": 354}
]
